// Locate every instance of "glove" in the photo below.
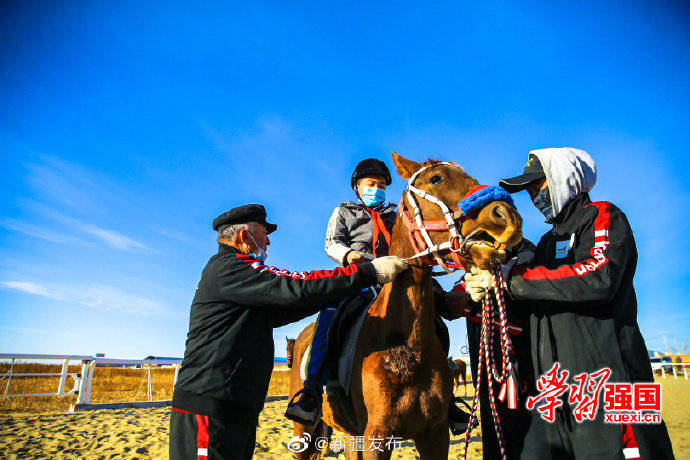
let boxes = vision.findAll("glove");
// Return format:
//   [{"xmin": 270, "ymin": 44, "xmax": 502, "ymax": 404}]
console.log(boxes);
[
  {"xmin": 464, "ymin": 268, "xmax": 495, "ymax": 302},
  {"xmin": 465, "ymin": 284, "xmax": 486, "ymax": 303},
  {"xmin": 371, "ymin": 256, "xmax": 409, "ymax": 284}
]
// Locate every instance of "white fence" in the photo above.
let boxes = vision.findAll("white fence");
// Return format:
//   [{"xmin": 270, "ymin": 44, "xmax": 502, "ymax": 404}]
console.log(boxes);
[
  {"xmin": 0, "ymin": 353, "xmax": 182, "ymax": 405},
  {"xmin": 657, "ymin": 362, "xmax": 690, "ymax": 379}
]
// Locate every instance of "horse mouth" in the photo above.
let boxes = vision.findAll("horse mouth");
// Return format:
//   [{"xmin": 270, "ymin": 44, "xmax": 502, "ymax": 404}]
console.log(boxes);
[{"xmin": 464, "ymin": 230, "xmax": 508, "ymax": 253}]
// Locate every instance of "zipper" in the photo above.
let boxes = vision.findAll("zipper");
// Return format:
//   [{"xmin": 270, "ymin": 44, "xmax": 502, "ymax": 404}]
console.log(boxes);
[{"xmin": 538, "ymin": 234, "xmax": 556, "ymax": 371}]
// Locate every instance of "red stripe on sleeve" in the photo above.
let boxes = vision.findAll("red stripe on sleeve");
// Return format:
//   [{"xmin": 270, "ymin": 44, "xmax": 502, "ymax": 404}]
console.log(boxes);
[
  {"xmin": 513, "ymin": 202, "xmax": 612, "ymax": 281},
  {"xmin": 301, "ymin": 264, "xmax": 359, "ymax": 280},
  {"xmin": 236, "ymin": 254, "xmax": 359, "ymax": 280}
]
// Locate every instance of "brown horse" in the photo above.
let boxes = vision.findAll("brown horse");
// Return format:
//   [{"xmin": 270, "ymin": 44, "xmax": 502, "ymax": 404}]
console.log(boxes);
[
  {"xmin": 288, "ymin": 152, "xmax": 522, "ymax": 459},
  {"xmin": 287, "ymin": 337, "xmax": 296, "ymax": 368},
  {"xmin": 449, "ymin": 358, "xmax": 468, "ymax": 396}
]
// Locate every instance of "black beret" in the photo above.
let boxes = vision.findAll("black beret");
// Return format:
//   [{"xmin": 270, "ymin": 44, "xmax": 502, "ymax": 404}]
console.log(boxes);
[{"xmin": 212, "ymin": 204, "xmax": 278, "ymax": 234}]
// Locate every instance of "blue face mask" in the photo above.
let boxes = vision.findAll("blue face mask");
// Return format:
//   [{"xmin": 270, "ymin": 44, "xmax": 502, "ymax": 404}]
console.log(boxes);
[
  {"xmin": 531, "ymin": 186, "xmax": 554, "ymax": 222},
  {"xmin": 248, "ymin": 234, "xmax": 269, "ymax": 263},
  {"xmin": 360, "ymin": 186, "xmax": 386, "ymax": 207}
]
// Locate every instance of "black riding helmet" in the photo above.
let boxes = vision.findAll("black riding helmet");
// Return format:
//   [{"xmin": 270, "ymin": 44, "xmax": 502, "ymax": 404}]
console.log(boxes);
[{"xmin": 350, "ymin": 158, "xmax": 392, "ymax": 190}]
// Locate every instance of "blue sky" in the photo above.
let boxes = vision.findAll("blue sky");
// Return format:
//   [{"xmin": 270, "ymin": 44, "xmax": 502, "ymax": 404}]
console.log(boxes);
[{"xmin": 1, "ymin": 1, "xmax": 689, "ymax": 359}]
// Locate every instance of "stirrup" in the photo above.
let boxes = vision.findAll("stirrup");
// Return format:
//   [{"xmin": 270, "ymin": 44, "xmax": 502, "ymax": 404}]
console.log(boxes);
[{"xmin": 284, "ymin": 389, "xmax": 321, "ymax": 426}]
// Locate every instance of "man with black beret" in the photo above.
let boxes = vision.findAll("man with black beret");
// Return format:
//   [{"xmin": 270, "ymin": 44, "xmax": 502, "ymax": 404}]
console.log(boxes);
[{"xmin": 170, "ymin": 204, "xmax": 408, "ymax": 459}]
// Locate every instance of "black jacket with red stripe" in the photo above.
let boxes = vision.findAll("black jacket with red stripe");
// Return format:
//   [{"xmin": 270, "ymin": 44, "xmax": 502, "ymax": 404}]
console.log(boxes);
[
  {"xmin": 507, "ymin": 192, "xmax": 673, "ymax": 457},
  {"xmin": 172, "ymin": 243, "xmax": 377, "ymax": 424}
]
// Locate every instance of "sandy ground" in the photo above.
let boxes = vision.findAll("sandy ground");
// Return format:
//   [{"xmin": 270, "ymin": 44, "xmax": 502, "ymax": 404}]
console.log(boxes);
[{"xmin": 0, "ymin": 379, "xmax": 687, "ymax": 459}]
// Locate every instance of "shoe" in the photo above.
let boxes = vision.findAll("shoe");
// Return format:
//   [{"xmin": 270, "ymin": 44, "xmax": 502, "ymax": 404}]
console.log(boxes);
[
  {"xmin": 285, "ymin": 387, "xmax": 322, "ymax": 426},
  {"xmin": 449, "ymin": 401, "xmax": 478, "ymax": 436}
]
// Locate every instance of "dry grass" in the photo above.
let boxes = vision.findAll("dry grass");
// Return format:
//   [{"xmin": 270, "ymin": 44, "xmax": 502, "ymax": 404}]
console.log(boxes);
[{"xmin": 0, "ymin": 363, "xmax": 292, "ymax": 414}]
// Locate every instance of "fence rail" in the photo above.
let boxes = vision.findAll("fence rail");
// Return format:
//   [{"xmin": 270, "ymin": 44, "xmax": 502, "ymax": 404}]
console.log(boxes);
[
  {"xmin": 0, "ymin": 353, "xmax": 183, "ymax": 404},
  {"xmin": 4, "ymin": 353, "xmax": 683, "ymax": 411},
  {"xmin": 656, "ymin": 362, "xmax": 690, "ymax": 379}
]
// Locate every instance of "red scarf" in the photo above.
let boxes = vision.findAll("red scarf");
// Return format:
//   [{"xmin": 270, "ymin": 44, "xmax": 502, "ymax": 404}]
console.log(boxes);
[{"xmin": 367, "ymin": 208, "xmax": 391, "ymax": 257}]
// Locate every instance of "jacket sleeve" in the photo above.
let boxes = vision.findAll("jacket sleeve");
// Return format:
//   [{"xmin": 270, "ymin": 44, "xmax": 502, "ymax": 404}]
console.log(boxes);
[
  {"xmin": 508, "ymin": 202, "xmax": 633, "ymax": 303},
  {"xmin": 217, "ymin": 254, "xmax": 377, "ymax": 321},
  {"xmin": 435, "ymin": 278, "xmax": 470, "ymax": 321},
  {"xmin": 325, "ymin": 206, "xmax": 353, "ymax": 266}
]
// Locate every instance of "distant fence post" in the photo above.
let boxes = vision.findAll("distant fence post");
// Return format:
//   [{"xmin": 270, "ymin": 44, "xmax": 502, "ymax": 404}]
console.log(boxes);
[
  {"xmin": 173, "ymin": 363, "xmax": 180, "ymax": 388},
  {"xmin": 76, "ymin": 361, "xmax": 89, "ymax": 403},
  {"xmin": 147, "ymin": 365, "xmax": 152, "ymax": 402},
  {"xmin": 57, "ymin": 359, "xmax": 69, "ymax": 395},
  {"xmin": 84, "ymin": 362, "xmax": 96, "ymax": 404},
  {"xmin": 3, "ymin": 358, "xmax": 14, "ymax": 396}
]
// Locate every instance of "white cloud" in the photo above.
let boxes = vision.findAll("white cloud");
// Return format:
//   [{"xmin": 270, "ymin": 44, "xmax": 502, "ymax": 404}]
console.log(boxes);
[
  {"xmin": 0, "ymin": 218, "xmax": 91, "ymax": 247},
  {"xmin": 77, "ymin": 223, "xmax": 149, "ymax": 251},
  {"xmin": 0, "ymin": 280, "xmax": 164, "ymax": 315},
  {"xmin": 2, "ymin": 207, "xmax": 149, "ymax": 252},
  {"xmin": 78, "ymin": 285, "xmax": 164, "ymax": 314},
  {"xmin": 0, "ymin": 281, "xmax": 64, "ymax": 299}
]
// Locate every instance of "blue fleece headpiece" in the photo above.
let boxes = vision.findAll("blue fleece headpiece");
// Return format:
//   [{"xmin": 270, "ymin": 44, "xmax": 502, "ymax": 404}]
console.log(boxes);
[{"xmin": 458, "ymin": 185, "xmax": 516, "ymax": 216}]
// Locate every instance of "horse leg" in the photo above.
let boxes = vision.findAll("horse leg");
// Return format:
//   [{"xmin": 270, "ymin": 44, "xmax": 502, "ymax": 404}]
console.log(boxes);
[
  {"xmin": 414, "ymin": 429, "xmax": 450, "ymax": 460},
  {"xmin": 360, "ymin": 427, "xmax": 392, "ymax": 460},
  {"xmin": 345, "ymin": 449, "xmax": 364, "ymax": 460},
  {"xmin": 291, "ymin": 420, "xmax": 329, "ymax": 460}
]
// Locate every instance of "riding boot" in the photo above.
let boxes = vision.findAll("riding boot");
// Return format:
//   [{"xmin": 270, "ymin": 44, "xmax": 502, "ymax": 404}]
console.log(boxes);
[
  {"xmin": 449, "ymin": 399, "xmax": 478, "ymax": 436},
  {"xmin": 284, "ymin": 378, "xmax": 323, "ymax": 426}
]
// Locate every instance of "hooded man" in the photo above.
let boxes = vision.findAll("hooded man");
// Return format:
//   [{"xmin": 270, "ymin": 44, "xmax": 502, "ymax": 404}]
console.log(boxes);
[{"xmin": 466, "ymin": 148, "xmax": 674, "ymax": 459}]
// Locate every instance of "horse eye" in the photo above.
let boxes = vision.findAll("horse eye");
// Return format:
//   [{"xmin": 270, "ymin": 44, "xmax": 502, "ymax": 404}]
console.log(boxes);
[{"xmin": 430, "ymin": 175, "xmax": 443, "ymax": 184}]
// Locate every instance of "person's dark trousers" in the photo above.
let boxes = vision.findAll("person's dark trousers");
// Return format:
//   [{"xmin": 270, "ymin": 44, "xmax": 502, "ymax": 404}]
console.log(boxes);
[{"xmin": 169, "ymin": 408, "xmax": 256, "ymax": 460}]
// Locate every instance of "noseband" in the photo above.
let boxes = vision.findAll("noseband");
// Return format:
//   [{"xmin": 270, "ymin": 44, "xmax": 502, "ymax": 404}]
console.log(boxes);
[{"xmin": 399, "ymin": 162, "xmax": 515, "ymax": 273}]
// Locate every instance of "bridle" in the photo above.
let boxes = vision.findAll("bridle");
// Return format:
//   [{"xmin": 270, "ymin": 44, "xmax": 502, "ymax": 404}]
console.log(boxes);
[{"xmin": 398, "ymin": 161, "xmax": 514, "ymax": 273}]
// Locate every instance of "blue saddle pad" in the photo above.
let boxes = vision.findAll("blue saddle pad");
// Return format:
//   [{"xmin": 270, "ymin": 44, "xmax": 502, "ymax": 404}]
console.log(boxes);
[
  {"xmin": 326, "ymin": 287, "xmax": 378, "ymax": 396},
  {"xmin": 325, "ymin": 285, "xmax": 451, "ymax": 396}
]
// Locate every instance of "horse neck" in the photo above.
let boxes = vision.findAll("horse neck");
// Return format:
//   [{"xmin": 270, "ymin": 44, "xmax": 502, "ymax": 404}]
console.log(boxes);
[{"xmin": 374, "ymin": 217, "xmax": 436, "ymax": 351}]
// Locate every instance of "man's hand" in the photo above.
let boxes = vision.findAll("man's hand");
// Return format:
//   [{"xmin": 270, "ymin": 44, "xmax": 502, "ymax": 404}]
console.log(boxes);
[
  {"xmin": 371, "ymin": 256, "xmax": 409, "ymax": 284},
  {"xmin": 464, "ymin": 267, "xmax": 495, "ymax": 302},
  {"xmin": 346, "ymin": 251, "xmax": 366, "ymax": 265}
]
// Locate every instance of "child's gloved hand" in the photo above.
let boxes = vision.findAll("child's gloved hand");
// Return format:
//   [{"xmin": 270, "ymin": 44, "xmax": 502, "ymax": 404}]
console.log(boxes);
[
  {"xmin": 346, "ymin": 251, "xmax": 366, "ymax": 265},
  {"xmin": 371, "ymin": 256, "xmax": 409, "ymax": 284}
]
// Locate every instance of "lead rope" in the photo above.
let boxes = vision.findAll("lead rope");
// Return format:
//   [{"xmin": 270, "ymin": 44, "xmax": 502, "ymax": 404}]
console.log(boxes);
[{"xmin": 461, "ymin": 270, "xmax": 515, "ymax": 460}]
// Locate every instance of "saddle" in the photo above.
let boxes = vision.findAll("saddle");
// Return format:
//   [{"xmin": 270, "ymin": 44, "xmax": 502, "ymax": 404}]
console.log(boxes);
[{"xmin": 324, "ymin": 287, "xmax": 451, "ymax": 396}]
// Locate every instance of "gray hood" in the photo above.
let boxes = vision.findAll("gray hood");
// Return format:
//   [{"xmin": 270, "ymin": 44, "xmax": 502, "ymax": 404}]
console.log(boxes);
[{"xmin": 530, "ymin": 147, "xmax": 597, "ymax": 219}]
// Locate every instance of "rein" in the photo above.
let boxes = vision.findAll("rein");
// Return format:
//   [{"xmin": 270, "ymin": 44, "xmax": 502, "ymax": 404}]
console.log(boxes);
[{"xmin": 461, "ymin": 270, "xmax": 518, "ymax": 460}]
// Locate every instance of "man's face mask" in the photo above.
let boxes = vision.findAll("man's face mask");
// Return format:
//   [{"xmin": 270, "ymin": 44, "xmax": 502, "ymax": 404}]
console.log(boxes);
[
  {"xmin": 531, "ymin": 186, "xmax": 554, "ymax": 221},
  {"xmin": 247, "ymin": 233, "xmax": 268, "ymax": 263},
  {"xmin": 360, "ymin": 186, "xmax": 386, "ymax": 207}
]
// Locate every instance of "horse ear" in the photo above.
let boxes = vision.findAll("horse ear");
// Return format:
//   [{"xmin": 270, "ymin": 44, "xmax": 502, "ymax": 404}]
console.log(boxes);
[{"xmin": 392, "ymin": 151, "xmax": 421, "ymax": 179}]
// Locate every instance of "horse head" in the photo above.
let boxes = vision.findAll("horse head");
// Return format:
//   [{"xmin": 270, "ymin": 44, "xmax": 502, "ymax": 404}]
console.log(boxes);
[
  {"xmin": 392, "ymin": 152, "xmax": 522, "ymax": 270},
  {"xmin": 286, "ymin": 337, "xmax": 296, "ymax": 368}
]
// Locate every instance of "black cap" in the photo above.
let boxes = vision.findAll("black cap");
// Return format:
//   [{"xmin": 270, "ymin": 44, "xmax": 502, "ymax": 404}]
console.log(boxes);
[
  {"xmin": 351, "ymin": 158, "xmax": 392, "ymax": 190},
  {"xmin": 212, "ymin": 204, "xmax": 277, "ymax": 234},
  {"xmin": 499, "ymin": 154, "xmax": 546, "ymax": 193}
]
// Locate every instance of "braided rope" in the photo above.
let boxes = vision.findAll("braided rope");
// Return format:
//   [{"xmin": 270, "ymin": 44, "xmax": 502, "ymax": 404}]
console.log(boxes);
[{"xmin": 461, "ymin": 270, "xmax": 514, "ymax": 460}]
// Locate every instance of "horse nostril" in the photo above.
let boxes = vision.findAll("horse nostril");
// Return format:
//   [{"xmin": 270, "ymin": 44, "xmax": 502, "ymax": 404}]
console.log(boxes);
[{"xmin": 492, "ymin": 205, "xmax": 508, "ymax": 224}]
